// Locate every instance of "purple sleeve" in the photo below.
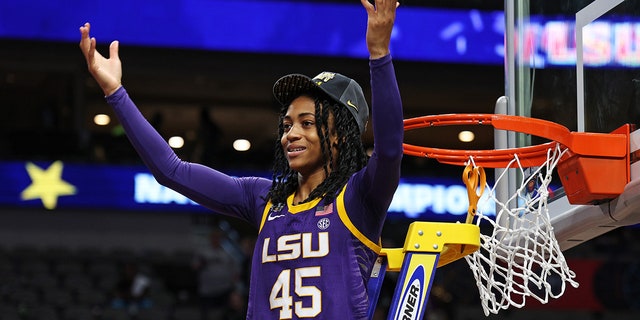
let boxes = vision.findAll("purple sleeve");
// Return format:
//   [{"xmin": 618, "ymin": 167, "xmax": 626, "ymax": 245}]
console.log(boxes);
[
  {"xmin": 345, "ymin": 55, "xmax": 404, "ymax": 238},
  {"xmin": 106, "ymin": 88, "xmax": 269, "ymax": 227}
]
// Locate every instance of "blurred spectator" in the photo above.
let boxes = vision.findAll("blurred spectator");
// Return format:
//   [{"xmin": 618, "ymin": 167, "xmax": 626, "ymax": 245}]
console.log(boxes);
[
  {"xmin": 192, "ymin": 106, "xmax": 223, "ymax": 167},
  {"xmin": 111, "ymin": 262, "xmax": 152, "ymax": 315},
  {"xmin": 238, "ymin": 235, "xmax": 256, "ymax": 297},
  {"xmin": 192, "ymin": 228, "xmax": 238, "ymax": 320},
  {"xmin": 222, "ymin": 288, "xmax": 247, "ymax": 320}
]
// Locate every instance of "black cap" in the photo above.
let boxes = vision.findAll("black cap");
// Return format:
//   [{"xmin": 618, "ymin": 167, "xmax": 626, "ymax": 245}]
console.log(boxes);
[{"xmin": 273, "ymin": 72, "xmax": 369, "ymax": 134}]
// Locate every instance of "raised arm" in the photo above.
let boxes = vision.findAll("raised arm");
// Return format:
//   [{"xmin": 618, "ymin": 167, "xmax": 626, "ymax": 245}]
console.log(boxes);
[
  {"xmin": 364, "ymin": 0, "xmax": 403, "ymax": 163},
  {"xmin": 363, "ymin": 0, "xmax": 403, "ymax": 184},
  {"xmin": 349, "ymin": 1, "xmax": 403, "ymax": 232},
  {"xmin": 78, "ymin": 23, "xmax": 270, "ymax": 226}
]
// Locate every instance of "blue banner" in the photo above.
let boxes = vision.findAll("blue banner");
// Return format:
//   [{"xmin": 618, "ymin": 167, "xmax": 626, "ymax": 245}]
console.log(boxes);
[
  {"xmin": 0, "ymin": 0, "xmax": 504, "ymax": 64},
  {"xmin": 2, "ymin": 160, "xmax": 205, "ymax": 212},
  {"xmin": 1, "ymin": 160, "xmax": 493, "ymax": 222},
  {"xmin": 3, "ymin": 1, "xmax": 639, "ymax": 67}
]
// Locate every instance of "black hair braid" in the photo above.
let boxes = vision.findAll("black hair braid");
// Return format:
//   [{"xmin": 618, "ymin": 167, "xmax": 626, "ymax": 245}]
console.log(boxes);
[
  {"xmin": 266, "ymin": 94, "xmax": 369, "ymax": 206},
  {"xmin": 307, "ymin": 99, "xmax": 367, "ymax": 203}
]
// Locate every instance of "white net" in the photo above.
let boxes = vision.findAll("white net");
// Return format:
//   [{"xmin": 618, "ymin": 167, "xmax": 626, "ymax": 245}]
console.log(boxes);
[{"xmin": 464, "ymin": 143, "xmax": 579, "ymax": 316}]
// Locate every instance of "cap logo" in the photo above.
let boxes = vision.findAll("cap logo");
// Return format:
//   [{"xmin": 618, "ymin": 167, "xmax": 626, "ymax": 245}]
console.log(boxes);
[
  {"xmin": 346, "ymin": 100, "xmax": 358, "ymax": 111},
  {"xmin": 313, "ymin": 72, "xmax": 336, "ymax": 85}
]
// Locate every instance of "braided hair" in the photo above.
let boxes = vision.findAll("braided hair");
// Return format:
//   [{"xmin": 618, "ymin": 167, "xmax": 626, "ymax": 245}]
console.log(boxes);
[{"xmin": 267, "ymin": 92, "xmax": 369, "ymax": 206}]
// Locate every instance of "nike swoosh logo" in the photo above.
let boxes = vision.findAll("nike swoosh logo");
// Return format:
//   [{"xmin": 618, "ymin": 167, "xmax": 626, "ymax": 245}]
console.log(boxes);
[
  {"xmin": 347, "ymin": 100, "xmax": 358, "ymax": 111},
  {"xmin": 267, "ymin": 213, "xmax": 285, "ymax": 221}
]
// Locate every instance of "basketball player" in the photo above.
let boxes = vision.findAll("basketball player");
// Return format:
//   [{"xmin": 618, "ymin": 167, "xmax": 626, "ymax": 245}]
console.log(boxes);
[{"xmin": 79, "ymin": 0, "xmax": 402, "ymax": 318}]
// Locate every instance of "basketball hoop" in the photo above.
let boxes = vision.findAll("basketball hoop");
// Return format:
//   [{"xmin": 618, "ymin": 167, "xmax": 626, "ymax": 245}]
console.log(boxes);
[
  {"xmin": 404, "ymin": 113, "xmax": 630, "ymax": 205},
  {"xmin": 403, "ymin": 113, "xmax": 631, "ymax": 315}
]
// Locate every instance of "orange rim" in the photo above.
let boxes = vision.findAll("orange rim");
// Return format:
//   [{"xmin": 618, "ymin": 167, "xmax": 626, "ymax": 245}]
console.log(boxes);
[{"xmin": 403, "ymin": 114, "xmax": 571, "ymax": 168}]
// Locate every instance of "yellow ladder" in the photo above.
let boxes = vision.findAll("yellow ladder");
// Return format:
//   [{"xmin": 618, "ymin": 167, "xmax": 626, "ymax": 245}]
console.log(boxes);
[{"xmin": 367, "ymin": 222, "xmax": 480, "ymax": 319}]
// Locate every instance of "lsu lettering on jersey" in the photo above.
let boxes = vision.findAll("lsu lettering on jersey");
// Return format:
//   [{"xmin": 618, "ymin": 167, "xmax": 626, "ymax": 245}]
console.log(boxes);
[{"xmin": 248, "ymin": 185, "xmax": 380, "ymax": 319}]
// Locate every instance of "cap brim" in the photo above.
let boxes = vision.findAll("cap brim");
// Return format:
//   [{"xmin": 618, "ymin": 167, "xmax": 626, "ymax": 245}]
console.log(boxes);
[{"xmin": 273, "ymin": 74, "xmax": 318, "ymax": 107}]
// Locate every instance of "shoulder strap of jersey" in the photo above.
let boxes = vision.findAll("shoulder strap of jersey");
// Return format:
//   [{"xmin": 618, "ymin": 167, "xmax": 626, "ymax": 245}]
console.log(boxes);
[
  {"xmin": 258, "ymin": 201, "xmax": 273, "ymax": 232},
  {"xmin": 336, "ymin": 184, "xmax": 382, "ymax": 254}
]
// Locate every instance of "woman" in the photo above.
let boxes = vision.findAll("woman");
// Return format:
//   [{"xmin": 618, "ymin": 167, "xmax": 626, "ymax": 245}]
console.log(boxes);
[{"xmin": 79, "ymin": 0, "xmax": 402, "ymax": 318}]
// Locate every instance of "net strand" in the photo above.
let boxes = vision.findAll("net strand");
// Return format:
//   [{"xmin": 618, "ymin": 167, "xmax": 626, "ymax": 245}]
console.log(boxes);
[{"xmin": 464, "ymin": 143, "xmax": 579, "ymax": 316}]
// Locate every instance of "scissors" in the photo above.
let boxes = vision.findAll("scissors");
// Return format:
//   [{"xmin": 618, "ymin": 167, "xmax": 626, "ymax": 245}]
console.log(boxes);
[{"xmin": 463, "ymin": 163, "xmax": 486, "ymax": 224}]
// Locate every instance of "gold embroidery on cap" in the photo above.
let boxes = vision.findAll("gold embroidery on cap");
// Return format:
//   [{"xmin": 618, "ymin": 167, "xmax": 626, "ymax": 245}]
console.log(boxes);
[{"xmin": 313, "ymin": 72, "xmax": 336, "ymax": 84}]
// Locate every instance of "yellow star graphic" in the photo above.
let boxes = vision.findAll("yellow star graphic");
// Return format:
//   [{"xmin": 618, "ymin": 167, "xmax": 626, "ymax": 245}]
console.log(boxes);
[{"xmin": 21, "ymin": 161, "xmax": 77, "ymax": 210}]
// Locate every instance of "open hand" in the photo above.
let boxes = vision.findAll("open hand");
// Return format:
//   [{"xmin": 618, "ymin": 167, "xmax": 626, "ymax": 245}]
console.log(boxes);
[
  {"xmin": 79, "ymin": 22, "xmax": 122, "ymax": 96},
  {"xmin": 361, "ymin": 0, "xmax": 399, "ymax": 59}
]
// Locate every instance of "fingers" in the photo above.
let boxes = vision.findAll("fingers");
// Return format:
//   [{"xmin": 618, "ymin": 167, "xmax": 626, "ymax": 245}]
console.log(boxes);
[
  {"xmin": 79, "ymin": 22, "xmax": 90, "ymax": 36},
  {"xmin": 79, "ymin": 22, "xmax": 94, "ymax": 58},
  {"xmin": 79, "ymin": 23, "xmax": 99, "ymax": 71},
  {"xmin": 361, "ymin": 0, "xmax": 399, "ymax": 12},
  {"xmin": 79, "ymin": 23, "xmax": 118, "ymax": 61},
  {"xmin": 375, "ymin": 0, "xmax": 398, "ymax": 15},
  {"xmin": 87, "ymin": 37, "xmax": 96, "ymax": 61},
  {"xmin": 79, "ymin": 22, "xmax": 91, "ymax": 45},
  {"xmin": 363, "ymin": 0, "xmax": 399, "ymax": 26},
  {"xmin": 360, "ymin": 0, "xmax": 374, "ymax": 12},
  {"xmin": 109, "ymin": 40, "xmax": 120, "ymax": 60}
]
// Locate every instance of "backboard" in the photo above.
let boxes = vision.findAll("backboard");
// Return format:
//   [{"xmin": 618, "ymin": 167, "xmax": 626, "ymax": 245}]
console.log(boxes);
[{"xmin": 500, "ymin": 0, "xmax": 640, "ymax": 251}]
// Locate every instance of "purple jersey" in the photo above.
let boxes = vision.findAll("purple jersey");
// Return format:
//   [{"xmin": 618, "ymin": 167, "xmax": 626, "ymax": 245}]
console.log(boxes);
[
  {"xmin": 106, "ymin": 55, "xmax": 403, "ymax": 319},
  {"xmin": 252, "ymin": 186, "xmax": 381, "ymax": 319}
]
